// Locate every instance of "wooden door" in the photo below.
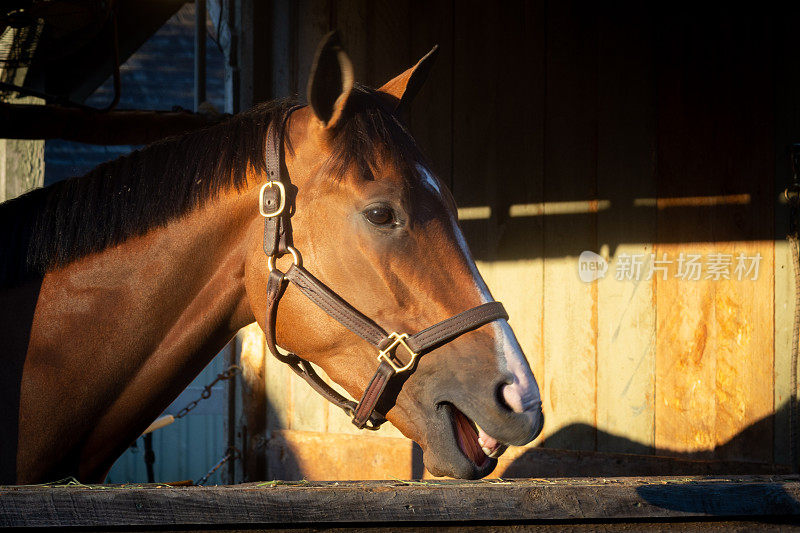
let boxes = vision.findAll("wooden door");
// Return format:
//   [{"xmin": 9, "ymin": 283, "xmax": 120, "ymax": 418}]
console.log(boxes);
[{"xmin": 238, "ymin": 0, "xmax": 797, "ymax": 480}]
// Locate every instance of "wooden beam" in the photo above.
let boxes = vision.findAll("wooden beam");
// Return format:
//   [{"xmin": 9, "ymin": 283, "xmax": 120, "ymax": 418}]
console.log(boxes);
[
  {"xmin": 23, "ymin": 0, "xmax": 187, "ymax": 102},
  {"xmin": 0, "ymin": 103, "xmax": 225, "ymax": 145},
  {"xmin": 595, "ymin": 1, "xmax": 657, "ymax": 455},
  {"xmin": 1, "ymin": 476, "xmax": 800, "ymax": 528}
]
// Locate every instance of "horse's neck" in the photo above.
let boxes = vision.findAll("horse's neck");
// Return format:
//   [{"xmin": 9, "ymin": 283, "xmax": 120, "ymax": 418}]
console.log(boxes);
[{"xmin": 15, "ymin": 191, "xmax": 257, "ymax": 482}]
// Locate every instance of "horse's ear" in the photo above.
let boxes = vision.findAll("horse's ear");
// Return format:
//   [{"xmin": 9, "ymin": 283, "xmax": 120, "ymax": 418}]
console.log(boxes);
[
  {"xmin": 307, "ymin": 30, "xmax": 354, "ymax": 130},
  {"xmin": 378, "ymin": 45, "xmax": 439, "ymax": 116}
]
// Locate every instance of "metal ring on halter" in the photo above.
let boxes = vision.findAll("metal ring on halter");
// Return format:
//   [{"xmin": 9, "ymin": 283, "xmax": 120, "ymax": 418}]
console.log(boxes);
[{"xmin": 267, "ymin": 246, "xmax": 302, "ymax": 272}]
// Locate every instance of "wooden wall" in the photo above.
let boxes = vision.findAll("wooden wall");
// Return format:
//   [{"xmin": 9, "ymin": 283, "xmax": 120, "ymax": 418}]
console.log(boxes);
[{"xmin": 237, "ymin": 0, "xmax": 800, "ymax": 480}]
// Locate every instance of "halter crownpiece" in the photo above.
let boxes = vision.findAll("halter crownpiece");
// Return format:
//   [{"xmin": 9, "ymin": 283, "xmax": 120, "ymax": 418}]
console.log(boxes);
[{"xmin": 261, "ymin": 109, "xmax": 509, "ymax": 429}]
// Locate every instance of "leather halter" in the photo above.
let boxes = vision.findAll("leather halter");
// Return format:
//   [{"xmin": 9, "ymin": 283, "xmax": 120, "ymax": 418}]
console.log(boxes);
[{"xmin": 261, "ymin": 110, "xmax": 509, "ymax": 429}]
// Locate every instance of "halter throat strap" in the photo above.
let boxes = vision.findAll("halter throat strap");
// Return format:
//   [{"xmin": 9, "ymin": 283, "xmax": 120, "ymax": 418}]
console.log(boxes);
[{"xmin": 260, "ymin": 111, "xmax": 509, "ymax": 430}]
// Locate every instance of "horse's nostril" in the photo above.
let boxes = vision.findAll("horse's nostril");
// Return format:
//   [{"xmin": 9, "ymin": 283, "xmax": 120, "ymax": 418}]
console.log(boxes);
[
  {"xmin": 498, "ymin": 379, "xmax": 534, "ymax": 414},
  {"xmin": 496, "ymin": 379, "xmax": 518, "ymax": 413},
  {"xmin": 532, "ymin": 408, "xmax": 545, "ymax": 439}
]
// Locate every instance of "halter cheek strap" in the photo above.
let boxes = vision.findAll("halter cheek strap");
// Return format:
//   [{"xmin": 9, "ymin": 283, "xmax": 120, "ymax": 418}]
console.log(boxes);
[
  {"xmin": 262, "ymin": 124, "xmax": 290, "ymax": 257},
  {"xmin": 261, "ymin": 110, "xmax": 509, "ymax": 430}
]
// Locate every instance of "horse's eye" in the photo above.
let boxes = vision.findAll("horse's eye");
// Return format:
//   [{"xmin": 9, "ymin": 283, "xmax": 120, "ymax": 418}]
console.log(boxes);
[{"xmin": 364, "ymin": 205, "xmax": 395, "ymax": 227}]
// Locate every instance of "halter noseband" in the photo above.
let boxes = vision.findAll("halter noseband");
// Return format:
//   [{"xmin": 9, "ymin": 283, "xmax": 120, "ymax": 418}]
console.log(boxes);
[{"xmin": 261, "ymin": 109, "xmax": 509, "ymax": 429}]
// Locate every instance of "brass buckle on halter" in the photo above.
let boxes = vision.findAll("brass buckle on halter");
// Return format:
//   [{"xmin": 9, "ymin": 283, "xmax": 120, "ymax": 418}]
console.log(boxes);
[
  {"xmin": 259, "ymin": 181, "xmax": 286, "ymax": 218},
  {"xmin": 377, "ymin": 332, "xmax": 418, "ymax": 373}
]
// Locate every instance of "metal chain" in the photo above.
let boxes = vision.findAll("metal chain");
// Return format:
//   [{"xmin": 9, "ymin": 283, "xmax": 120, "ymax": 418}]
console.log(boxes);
[
  {"xmin": 173, "ymin": 364, "xmax": 241, "ymax": 419},
  {"xmin": 196, "ymin": 447, "xmax": 241, "ymax": 486}
]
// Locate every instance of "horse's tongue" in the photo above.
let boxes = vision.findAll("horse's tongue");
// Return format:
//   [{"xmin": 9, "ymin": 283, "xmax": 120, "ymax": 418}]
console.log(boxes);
[
  {"xmin": 453, "ymin": 408, "xmax": 487, "ymax": 467},
  {"xmin": 478, "ymin": 427, "xmax": 500, "ymax": 450}
]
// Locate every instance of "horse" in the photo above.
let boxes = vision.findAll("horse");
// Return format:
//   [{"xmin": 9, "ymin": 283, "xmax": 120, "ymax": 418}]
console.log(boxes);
[{"xmin": 0, "ymin": 32, "xmax": 543, "ymax": 484}]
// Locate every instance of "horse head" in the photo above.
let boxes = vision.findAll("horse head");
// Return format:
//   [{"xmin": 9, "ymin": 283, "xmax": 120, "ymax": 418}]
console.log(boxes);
[{"xmin": 243, "ymin": 33, "xmax": 543, "ymax": 479}]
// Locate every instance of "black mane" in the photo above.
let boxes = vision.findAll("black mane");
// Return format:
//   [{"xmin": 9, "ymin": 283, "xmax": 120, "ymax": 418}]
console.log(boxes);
[{"xmin": 0, "ymin": 87, "xmax": 423, "ymax": 287}]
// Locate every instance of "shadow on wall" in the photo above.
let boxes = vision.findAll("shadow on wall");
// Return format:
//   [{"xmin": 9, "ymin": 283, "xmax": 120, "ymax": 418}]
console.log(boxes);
[
  {"xmin": 501, "ymin": 402, "xmax": 792, "ymax": 478},
  {"xmin": 259, "ymin": 400, "xmax": 792, "ymax": 481},
  {"xmin": 259, "ymin": 401, "xmax": 302, "ymax": 481},
  {"xmin": 458, "ymin": 194, "xmax": 785, "ymax": 262}
]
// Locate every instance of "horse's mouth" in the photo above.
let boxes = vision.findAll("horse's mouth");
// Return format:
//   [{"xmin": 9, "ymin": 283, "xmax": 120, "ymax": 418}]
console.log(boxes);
[{"xmin": 441, "ymin": 403, "xmax": 509, "ymax": 471}]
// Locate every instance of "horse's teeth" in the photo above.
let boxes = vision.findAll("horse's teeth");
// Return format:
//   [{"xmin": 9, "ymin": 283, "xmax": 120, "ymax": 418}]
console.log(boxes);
[
  {"xmin": 487, "ymin": 444, "xmax": 508, "ymax": 459},
  {"xmin": 476, "ymin": 422, "xmax": 508, "ymax": 458}
]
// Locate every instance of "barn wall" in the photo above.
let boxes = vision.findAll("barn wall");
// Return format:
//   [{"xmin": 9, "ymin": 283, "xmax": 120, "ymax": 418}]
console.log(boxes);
[{"xmin": 248, "ymin": 0, "xmax": 799, "ymax": 479}]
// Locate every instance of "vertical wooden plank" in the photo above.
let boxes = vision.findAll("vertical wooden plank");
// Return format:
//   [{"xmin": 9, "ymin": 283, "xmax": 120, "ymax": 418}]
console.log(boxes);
[
  {"xmin": 451, "ymin": 0, "xmax": 542, "ymax": 248},
  {"xmin": 654, "ymin": 252, "xmax": 717, "ymax": 459},
  {"xmin": 708, "ymin": 13, "xmax": 774, "ymax": 463},
  {"xmin": 451, "ymin": 0, "xmax": 498, "ymax": 260},
  {"xmin": 408, "ymin": 0, "xmax": 454, "ymax": 189},
  {"xmin": 654, "ymin": 11, "xmax": 720, "ymax": 459},
  {"xmin": 263, "ymin": 344, "xmax": 291, "ymax": 433},
  {"xmin": 224, "ymin": 341, "xmax": 237, "ymax": 484},
  {"xmin": 363, "ymin": 0, "xmax": 412, "ymax": 87},
  {"xmin": 595, "ymin": 2, "xmax": 657, "ymax": 454},
  {"xmin": 655, "ymin": 8, "xmax": 774, "ymax": 461},
  {"xmin": 449, "ymin": 0, "xmax": 546, "ymax": 451},
  {"xmin": 500, "ymin": 0, "xmax": 546, "ymax": 389},
  {"xmin": 238, "ymin": 324, "xmax": 266, "ymax": 480},
  {"xmin": 332, "ymin": 0, "xmax": 368, "ymax": 83},
  {"xmin": 323, "ymin": 370, "xmax": 367, "ymax": 436},
  {"xmin": 269, "ymin": 0, "xmax": 293, "ymax": 99},
  {"xmin": 293, "ymin": 0, "xmax": 332, "ymax": 99},
  {"xmin": 333, "ymin": 1, "xmax": 412, "ymax": 86},
  {"xmin": 286, "ymin": 372, "xmax": 328, "ymax": 433},
  {"xmin": 713, "ymin": 240, "xmax": 773, "ymax": 463},
  {"xmin": 775, "ymin": 239, "xmax": 794, "ymax": 466},
  {"xmin": 773, "ymin": 4, "xmax": 800, "ymax": 467},
  {"xmin": 236, "ymin": 0, "xmax": 272, "ymax": 110},
  {"xmin": 540, "ymin": 0, "xmax": 598, "ymax": 451},
  {"xmin": 0, "ymin": 95, "xmax": 44, "ymax": 202},
  {"xmin": 0, "ymin": 139, "xmax": 43, "ymax": 201},
  {"xmin": 474, "ymin": 0, "xmax": 546, "ymax": 446}
]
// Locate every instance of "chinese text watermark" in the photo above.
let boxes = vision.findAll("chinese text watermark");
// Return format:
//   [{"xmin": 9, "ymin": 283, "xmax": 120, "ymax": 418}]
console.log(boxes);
[{"xmin": 579, "ymin": 251, "xmax": 762, "ymax": 282}]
